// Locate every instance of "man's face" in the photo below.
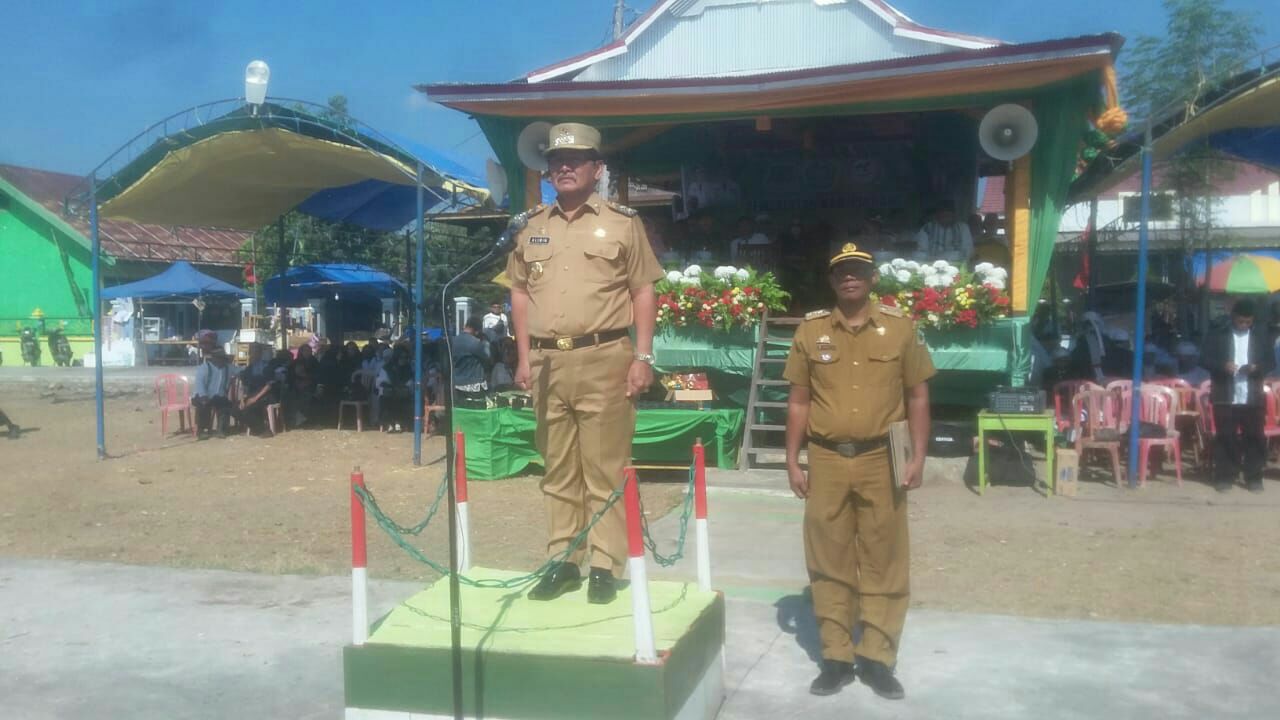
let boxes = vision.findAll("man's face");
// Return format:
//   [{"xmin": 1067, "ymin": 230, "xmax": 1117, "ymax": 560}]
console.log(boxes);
[
  {"xmin": 490, "ymin": 304, "xmax": 501, "ymax": 314},
  {"xmin": 829, "ymin": 262, "xmax": 877, "ymax": 303},
  {"xmin": 1233, "ymin": 314, "xmax": 1254, "ymax": 332},
  {"xmin": 546, "ymin": 150, "xmax": 602, "ymax": 195}
]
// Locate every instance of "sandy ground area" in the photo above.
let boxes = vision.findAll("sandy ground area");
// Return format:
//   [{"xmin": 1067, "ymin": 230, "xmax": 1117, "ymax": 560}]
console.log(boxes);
[{"xmin": 2, "ymin": 384, "xmax": 1279, "ymax": 625}]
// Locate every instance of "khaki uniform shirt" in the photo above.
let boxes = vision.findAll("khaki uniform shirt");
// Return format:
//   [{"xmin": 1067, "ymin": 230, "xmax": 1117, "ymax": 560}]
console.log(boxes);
[
  {"xmin": 784, "ymin": 304, "xmax": 936, "ymax": 441},
  {"xmin": 506, "ymin": 193, "xmax": 664, "ymax": 338}
]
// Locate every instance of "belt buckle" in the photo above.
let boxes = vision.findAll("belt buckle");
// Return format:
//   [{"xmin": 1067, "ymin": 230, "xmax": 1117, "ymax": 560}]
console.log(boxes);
[
  {"xmin": 556, "ymin": 337, "xmax": 574, "ymax": 351},
  {"xmin": 835, "ymin": 441, "xmax": 858, "ymax": 458}
]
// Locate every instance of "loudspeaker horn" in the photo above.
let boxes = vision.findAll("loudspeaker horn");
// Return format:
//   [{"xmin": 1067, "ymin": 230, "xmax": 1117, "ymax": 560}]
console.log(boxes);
[
  {"xmin": 485, "ymin": 158, "xmax": 508, "ymax": 205},
  {"xmin": 517, "ymin": 122, "xmax": 552, "ymax": 172},
  {"xmin": 979, "ymin": 104, "xmax": 1038, "ymax": 161}
]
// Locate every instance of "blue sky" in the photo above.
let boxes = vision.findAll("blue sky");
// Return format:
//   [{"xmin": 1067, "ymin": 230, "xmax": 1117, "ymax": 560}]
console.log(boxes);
[{"xmin": 1, "ymin": 0, "xmax": 1276, "ymax": 176}]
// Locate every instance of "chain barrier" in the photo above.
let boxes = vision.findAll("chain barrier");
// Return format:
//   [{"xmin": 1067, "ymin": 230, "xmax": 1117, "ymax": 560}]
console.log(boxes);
[
  {"xmin": 355, "ymin": 482, "xmax": 623, "ymax": 589},
  {"xmin": 357, "ymin": 475, "xmax": 448, "ymax": 537},
  {"xmin": 639, "ymin": 465, "xmax": 697, "ymax": 567}
]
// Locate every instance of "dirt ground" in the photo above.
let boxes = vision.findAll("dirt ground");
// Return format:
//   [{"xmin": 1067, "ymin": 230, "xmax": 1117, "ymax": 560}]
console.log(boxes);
[{"xmin": 2, "ymin": 385, "xmax": 1279, "ymax": 626}]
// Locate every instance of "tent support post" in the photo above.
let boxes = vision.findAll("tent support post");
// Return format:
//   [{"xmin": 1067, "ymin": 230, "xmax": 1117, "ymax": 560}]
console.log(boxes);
[
  {"xmin": 413, "ymin": 163, "xmax": 425, "ymax": 466},
  {"xmin": 1127, "ymin": 121, "xmax": 1153, "ymax": 489},
  {"xmin": 91, "ymin": 173, "xmax": 106, "ymax": 460}
]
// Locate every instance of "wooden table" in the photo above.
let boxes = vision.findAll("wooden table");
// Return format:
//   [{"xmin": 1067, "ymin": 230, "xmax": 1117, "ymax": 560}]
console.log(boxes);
[{"xmin": 976, "ymin": 410, "xmax": 1056, "ymax": 496}]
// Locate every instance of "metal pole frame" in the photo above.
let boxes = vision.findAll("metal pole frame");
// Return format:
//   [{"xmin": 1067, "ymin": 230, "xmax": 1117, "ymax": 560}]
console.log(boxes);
[
  {"xmin": 1127, "ymin": 121, "xmax": 1154, "ymax": 489},
  {"xmin": 413, "ymin": 163, "xmax": 426, "ymax": 466},
  {"xmin": 91, "ymin": 173, "xmax": 106, "ymax": 459}
]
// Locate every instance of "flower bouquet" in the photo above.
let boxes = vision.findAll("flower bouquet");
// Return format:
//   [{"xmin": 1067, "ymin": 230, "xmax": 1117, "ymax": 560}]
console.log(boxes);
[
  {"xmin": 655, "ymin": 265, "xmax": 790, "ymax": 331},
  {"xmin": 874, "ymin": 259, "xmax": 1011, "ymax": 330}
]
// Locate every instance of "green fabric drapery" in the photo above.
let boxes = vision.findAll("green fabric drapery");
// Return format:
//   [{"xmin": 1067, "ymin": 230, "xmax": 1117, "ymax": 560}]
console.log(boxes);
[
  {"xmin": 454, "ymin": 407, "xmax": 745, "ymax": 480},
  {"xmin": 474, "ymin": 114, "xmax": 531, "ymax": 213},
  {"xmin": 1026, "ymin": 75, "xmax": 1101, "ymax": 309}
]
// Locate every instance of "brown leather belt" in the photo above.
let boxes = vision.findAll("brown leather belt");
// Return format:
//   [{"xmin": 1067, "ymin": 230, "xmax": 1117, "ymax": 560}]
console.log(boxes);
[
  {"xmin": 531, "ymin": 328, "xmax": 629, "ymax": 351},
  {"xmin": 809, "ymin": 435, "xmax": 888, "ymax": 458}
]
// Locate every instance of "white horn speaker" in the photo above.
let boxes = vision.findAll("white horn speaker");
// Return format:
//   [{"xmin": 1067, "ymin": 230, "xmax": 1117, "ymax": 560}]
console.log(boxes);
[
  {"xmin": 517, "ymin": 122, "xmax": 552, "ymax": 172},
  {"xmin": 485, "ymin": 158, "xmax": 508, "ymax": 205},
  {"xmin": 979, "ymin": 104, "xmax": 1038, "ymax": 161}
]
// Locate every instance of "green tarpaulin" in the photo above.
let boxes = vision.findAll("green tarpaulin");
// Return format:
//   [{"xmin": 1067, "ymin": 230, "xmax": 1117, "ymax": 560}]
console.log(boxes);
[{"xmin": 455, "ymin": 407, "xmax": 745, "ymax": 481}]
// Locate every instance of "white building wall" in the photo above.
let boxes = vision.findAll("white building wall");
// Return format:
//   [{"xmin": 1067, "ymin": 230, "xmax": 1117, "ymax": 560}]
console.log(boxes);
[
  {"xmin": 578, "ymin": 0, "xmax": 944, "ymax": 81},
  {"xmin": 1060, "ymin": 180, "xmax": 1280, "ymax": 234}
]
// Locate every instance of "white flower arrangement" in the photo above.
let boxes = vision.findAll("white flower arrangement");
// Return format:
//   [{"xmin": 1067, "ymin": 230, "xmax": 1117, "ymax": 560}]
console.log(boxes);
[
  {"xmin": 878, "ymin": 263, "xmax": 894, "ymax": 277},
  {"xmin": 678, "ymin": 275, "xmax": 702, "ymax": 287},
  {"xmin": 894, "ymin": 269, "xmax": 913, "ymax": 283},
  {"xmin": 665, "ymin": 270, "xmax": 684, "ymax": 283},
  {"xmin": 713, "ymin": 265, "xmax": 738, "ymax": 280},
  {"xmin": 684, "ymin": 265, "xmax": 702, "ymax": 277},
  {"xmin": 733, "ymin": 268, "xmax": 750, "ymax": 283}
]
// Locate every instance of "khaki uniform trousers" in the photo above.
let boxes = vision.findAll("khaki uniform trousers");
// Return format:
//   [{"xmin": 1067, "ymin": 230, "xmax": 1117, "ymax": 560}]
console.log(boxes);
[
  {"xmin": 530, "ymin": 337, "xmax": 635, "ymax": 574},
  {"xmin": 804, "ymin": 445, "xmax": 910, "ymax": 666}
]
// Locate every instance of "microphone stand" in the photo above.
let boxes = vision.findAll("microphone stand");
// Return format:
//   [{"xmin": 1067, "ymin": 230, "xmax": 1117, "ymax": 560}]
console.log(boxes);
[{"xmin": 437, "ymin": 217, "xmax": 527, "ymax": 720}]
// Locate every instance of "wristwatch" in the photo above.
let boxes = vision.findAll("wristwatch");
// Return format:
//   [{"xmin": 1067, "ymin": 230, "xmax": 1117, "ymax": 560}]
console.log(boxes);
[{"xmin": 634, "ymin": 352, "xmax": 656, "ymax": 365}]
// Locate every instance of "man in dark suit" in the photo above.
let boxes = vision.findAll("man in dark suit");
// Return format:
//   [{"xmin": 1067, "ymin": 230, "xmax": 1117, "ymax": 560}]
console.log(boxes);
[{"xmin": 1201, "ymin": 300, "xmax": 1273, "ymax": 493}]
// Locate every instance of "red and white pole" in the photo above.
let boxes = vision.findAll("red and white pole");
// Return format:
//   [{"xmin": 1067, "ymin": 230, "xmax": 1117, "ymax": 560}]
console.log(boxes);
[
  {"xmin": 624, "ymin": 467, "xmax": 658, "ymax": 664},
  {"xmin": 693, "ymin": 439, "xmax": 711, "ymax": 592},
  {"xmin": 454, "ymin": 430, "xmax": 471, "ymax": 572},
  {"xmin": 350, "ymin": 466, "xmax": 369, "ymax": 645}
]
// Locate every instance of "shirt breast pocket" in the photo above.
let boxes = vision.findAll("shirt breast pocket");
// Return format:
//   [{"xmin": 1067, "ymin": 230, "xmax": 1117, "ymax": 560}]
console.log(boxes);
[
  {"xmin": 583, "ymin": 241, "xmax": 625, "ymax": 285},
  {"xmin": 867, "ymin": 349, "xmax": 902, "ymax": 391},
  {"xmin": 523, "ymin": 244, "xmax": 554, "ymax": 286},
  {"xmin": 810, "ymin": 348, "xmax": 841, "ymax": 388}
]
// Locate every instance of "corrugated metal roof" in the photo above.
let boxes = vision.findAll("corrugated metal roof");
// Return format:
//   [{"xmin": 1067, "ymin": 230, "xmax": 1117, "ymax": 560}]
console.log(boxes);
[{"xmin": 0, "ymin": 164, "xmax": 250, "ymax": 266}]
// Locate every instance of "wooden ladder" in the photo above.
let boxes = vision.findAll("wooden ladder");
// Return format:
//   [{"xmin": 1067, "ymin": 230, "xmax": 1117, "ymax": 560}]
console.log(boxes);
[{"xmin": 739, "ymin": 314, "xmax": 801, "ymax": 470}]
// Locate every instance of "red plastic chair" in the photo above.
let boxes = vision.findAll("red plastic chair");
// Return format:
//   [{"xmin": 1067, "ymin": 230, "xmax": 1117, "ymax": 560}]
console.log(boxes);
[
  {"xmin": 1073, "ymin": 388, "xmax": 1125, "ymax": 486},
  {"xmin": 155, "ymin": 374, "xmax": 195, "ymax": 437},
  {"xmin": 1263, "ymin": 384, "xmax": 1280, "ymax": 457},
  {"xmin": 1106, "ymin": 379, "xmax": 1134, "ymax": 432},
  {"xmin": 1136, "ymin": 385, "xmax": 1182, "ymax": 486},
  {"xmin": 1052, "ymin": 380, "xmax": 1102, "ymax": 433}
]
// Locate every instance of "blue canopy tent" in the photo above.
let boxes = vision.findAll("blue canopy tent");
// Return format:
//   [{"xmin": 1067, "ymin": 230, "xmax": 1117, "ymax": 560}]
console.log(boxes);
[
  {"xmin": 102, "ymin": 260, "xmax": 251, "ymax": 301},
  {"xmin": 264, "ymin": 263, "xmax": 407, "ymax": 306},
  {"xmin": 67, "ymin": 97, "xmax": 492, "ymax": 464}
]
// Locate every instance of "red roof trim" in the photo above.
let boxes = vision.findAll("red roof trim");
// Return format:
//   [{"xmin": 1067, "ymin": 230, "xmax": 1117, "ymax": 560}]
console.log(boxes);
[{"xmin": 421, "ymin": 33, "xmax": 1121, "ymax": 99}]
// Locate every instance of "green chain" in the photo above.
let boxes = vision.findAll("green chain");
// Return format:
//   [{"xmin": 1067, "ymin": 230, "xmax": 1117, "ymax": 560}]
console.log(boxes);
[
  {"xmin": 355, "ymin": 482, "xmax": 623, "ymax": 589},
  {"xmin": 639, "ymin": 465, "xmax": 696, "ymax": 567},
  {"xmin": 356, "ymin": 475, "xmax": 448, "ymax": 536}
]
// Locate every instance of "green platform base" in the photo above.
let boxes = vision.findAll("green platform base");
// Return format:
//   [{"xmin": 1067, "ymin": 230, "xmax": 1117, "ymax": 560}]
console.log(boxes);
[{"xmin": 344, "ymin": 568, "xmax": 726, "ymax": 720}]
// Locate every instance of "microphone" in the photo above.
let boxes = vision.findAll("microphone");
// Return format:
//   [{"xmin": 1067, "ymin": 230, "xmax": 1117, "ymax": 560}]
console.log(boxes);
[{"xmin": 492, "ymin": 211, "xmax": 530, "ymax": 253}]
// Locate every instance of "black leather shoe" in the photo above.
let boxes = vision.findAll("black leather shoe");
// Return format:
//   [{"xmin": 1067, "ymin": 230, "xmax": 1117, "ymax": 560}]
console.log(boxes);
[
  {"xmin": 1247, "ymin": 480, "xmax": 1264, "ymax": 493},
  {"xmin": 527, "ymin": 562, "xmax": 581, "ymax": 601},
  {"xmin": 587, "ymin": 568, "xmax": 617, "ymax": 604},
  {"xmin": 857, "ymin": 657, "xmax": 905, "ymax": 700},
  {"xmin": 808, "ymin": 660, "xmax": 856, "ymax": 696}
]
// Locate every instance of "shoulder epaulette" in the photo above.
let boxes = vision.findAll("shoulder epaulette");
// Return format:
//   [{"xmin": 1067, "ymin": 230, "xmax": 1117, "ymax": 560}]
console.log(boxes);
[
  {"xmin": 606, "ymin": 200, "xmax": 638, "ymax": 217},
  {"xmin": 804, "ymin": 309, "xmax": 831, "ymax": 321},
  {"xmin": 879, "ymin": 304, "xmax": 905, "ymax": 318}
]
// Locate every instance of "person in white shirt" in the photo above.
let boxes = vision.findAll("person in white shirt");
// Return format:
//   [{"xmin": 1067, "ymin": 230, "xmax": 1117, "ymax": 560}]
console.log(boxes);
[
  {"xmin": 482, "ymin": 303, "xmax": 509, "ymax": 341},
  {"xmin": 1202, "ymin": 300, "xmax": 1273, "ymax": 493},
  {"xmin": 913, "ymin": 207, "xmax": 973, "ymax": 264}
]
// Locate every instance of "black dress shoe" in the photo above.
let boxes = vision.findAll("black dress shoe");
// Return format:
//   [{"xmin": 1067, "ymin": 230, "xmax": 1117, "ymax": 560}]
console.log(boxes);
[
  {"xmin": 587, "ymin": 568, "xmax": 617, "ymax": 604},
  {"xmin": 808, "ymin": 660, "xmax": 856, "ymax": 696},
  {"xmin": 527, "ymin": 562, "xmax": 582, "ymax": 601},
  {"xmin": 857, "ymin": 657, "xmax": 905, "ymax": 700},
  {"xmin": 1247, "ymin": 480, "xmax": 1264, "ymax": 493}
]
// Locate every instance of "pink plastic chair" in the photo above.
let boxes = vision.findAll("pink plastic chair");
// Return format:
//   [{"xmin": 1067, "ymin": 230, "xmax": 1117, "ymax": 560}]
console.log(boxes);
[
  {"xmin": 1136, "ymin": 385, "xmax": 1182, "ymax": 486},
  {"xmin": 1053, "ymin": 380, "xmax": 1102, "ymax": 432},
  {"xmin": 1073, "ymin": 388, "xmax": 1125, "ymax": 486},
  {"xmin": 155, "ymin": 374, "xmax": 195, "ymax": 438},
  {"xmin": 1263, "ymin": 384, "xmax": 1280, "ymax": 454},
  {"xmin": 1106, "ymin": 379, "xmax": 1134, "ymax": 431}
]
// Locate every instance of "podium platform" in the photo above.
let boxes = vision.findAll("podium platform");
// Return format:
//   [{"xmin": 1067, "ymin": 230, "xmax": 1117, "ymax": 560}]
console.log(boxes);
[{"xmin": 344, "ymin": 568, "xmax": 725, "ymax": 720}]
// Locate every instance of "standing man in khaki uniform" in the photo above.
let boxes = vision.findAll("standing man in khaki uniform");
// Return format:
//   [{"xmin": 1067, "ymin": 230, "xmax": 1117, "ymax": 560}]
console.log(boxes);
[
  {"xmin": 508, "ymin": 123, "xmax": 665, "ymax": 604},
  {"xmin": 784, "ymin": 243, "xmax": 934, "ymax": 700}
]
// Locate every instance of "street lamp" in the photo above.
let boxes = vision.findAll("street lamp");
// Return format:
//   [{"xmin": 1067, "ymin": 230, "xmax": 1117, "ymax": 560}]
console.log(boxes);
[{"xmin": 245, "ymin": 60, "xmax": 270, "ymax": 109}]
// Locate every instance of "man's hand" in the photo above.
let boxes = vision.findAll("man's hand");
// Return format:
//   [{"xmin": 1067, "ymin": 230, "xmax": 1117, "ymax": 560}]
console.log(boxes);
[
  {"xmin": 514, "ymin": 360, "xmax": 532, "ymax": 391},
  {"xmin": 625, "ymin": 360, "xmax": 653, "ymax": 398},
  {"xmin": 1226, "ymin": 362, "xmax": 1239, "ymax": 375},
  {"xmin": 787, "ymin": 464, "xmax": 809, "ymax": 499},
  {"xmin": 902, "ymin": 458, "xmax": 925, "ymax": 491}
]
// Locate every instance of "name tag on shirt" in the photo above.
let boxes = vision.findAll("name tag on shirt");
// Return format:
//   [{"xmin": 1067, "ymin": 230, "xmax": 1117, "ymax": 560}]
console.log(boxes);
[{"xmin": 528, "ymin": 236, "xmax": 550, "ymax": 245}]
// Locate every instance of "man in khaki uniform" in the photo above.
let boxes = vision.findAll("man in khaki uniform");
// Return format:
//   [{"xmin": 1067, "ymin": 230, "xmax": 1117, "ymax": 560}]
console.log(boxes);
[
  {"xmin": 784, "ymin": 243, "xmax": 934, "ymax": 700},
  {"xmin": 508, "ymin": 123, "xmax": 664, "ymax": 604}
]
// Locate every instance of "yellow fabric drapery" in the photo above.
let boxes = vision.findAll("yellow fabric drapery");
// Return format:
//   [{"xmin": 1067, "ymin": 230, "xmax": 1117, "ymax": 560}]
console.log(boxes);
[
  {"xmin": 1007, "ymin": 155, "xmax": 1032, "ymax": 313},
  {"xmin": 100, "ymin": 128, "xmax": 419, "ymax": 230}
]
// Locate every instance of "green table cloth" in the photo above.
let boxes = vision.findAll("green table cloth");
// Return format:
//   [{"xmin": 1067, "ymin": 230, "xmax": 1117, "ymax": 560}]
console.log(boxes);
[{"xmin": 454, "ymin": 407, "xmax": 745, "ymax": 480}]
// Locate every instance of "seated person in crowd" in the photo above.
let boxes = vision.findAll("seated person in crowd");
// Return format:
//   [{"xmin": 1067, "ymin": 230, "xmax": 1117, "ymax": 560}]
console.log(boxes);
[
  {"xmin": 375, "ymin": 343, "xmax": 414, "ymax": 432},
  {"xmin": 238, "ymin": 343, "xmax": 278, "ymax": 436},
  {"xmin": 489, "ymin": 337, "xmax": 516, "ymax": 393},
  {"xmin": 1176, "ymin": 341, "xmax": 1210, "ymax": 387},
  {"xmin": 451, "ymin": 317, "xmax": 491, "ymax": 409},
  {"xmin": 914, "ymin": 206, "xmax": 973, "ymax": 263},
  {"xmin": 191, "ymin": 349, "xmax": 238, "ymax": 439},
  {"xmin": 286, "ymin": 343, "xmax": 320, "ymax": 427}
]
